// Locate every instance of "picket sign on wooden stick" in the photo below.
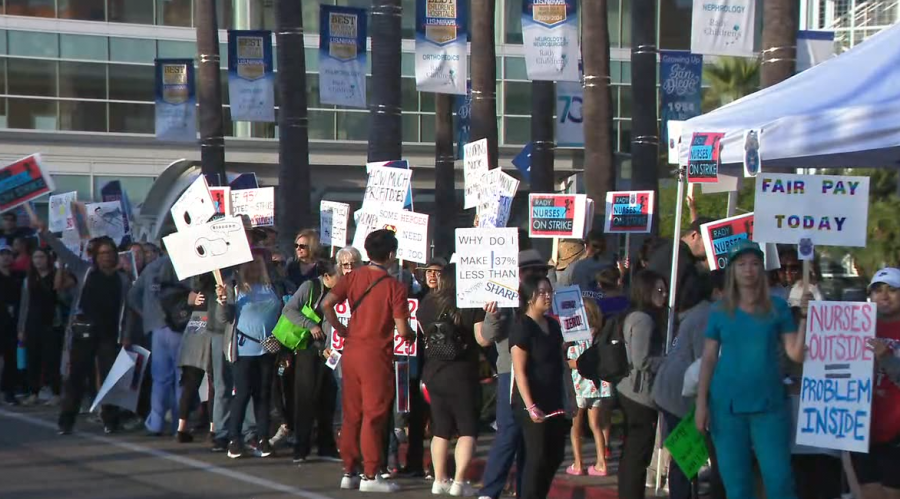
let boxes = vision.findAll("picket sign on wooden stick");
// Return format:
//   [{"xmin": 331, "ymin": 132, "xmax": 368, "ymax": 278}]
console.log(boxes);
[{"xmin": 213, "ymin": 269, "xmax": 224, "ymax": 287}]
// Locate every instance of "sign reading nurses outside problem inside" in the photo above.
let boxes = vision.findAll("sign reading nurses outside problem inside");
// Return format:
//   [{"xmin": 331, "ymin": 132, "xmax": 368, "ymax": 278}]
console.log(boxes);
[
  {"xmin": 603, "ymin": 190, "xmax": 654, "ymax": 234},
  {"xmin": 687, "ymin": 132, "xmax": 724, "ymax": 183}
]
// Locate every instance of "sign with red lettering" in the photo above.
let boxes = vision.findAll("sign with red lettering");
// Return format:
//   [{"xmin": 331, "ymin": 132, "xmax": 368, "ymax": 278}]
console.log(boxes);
[
  {"xmin": 796, "ymin": 301, "xmax": 876, "ymax": 453},
  {"xmin": 700, "ymin": 213, "xmax": 754, "ymax": 271},
  {"xmin": 330, "ymin": 298, "xmax": 418, "ymax": 356},
  {"xmin": 604, "ymin": 190, "xmax": 654, "ymax": 234},
  {"xmin": 687, "ymin": 132, "xmax": 723, "ymax": 183},
  {"xmin": 528, "ymin": 194, "xmax": 590, "ymax": 239},
  {"xmin": 0, "ymin": 154, "xmax": 55, "ymax": 213},
  {"xmin": 551, "ymin": 285, "xmax": 591, "ymax": 342}
]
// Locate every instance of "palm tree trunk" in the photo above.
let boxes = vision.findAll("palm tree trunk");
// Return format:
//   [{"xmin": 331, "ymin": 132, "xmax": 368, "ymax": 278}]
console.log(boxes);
[
  {"xmin": 630, "ymin": 0, "xmax": 659, "ymax": 229},
  {"xmin": 368, "ymin": 0, "xmax": 403, "ymax": 162},
  {"xmin": 470, "ymin": 0, "xmax": 498, "ymax": 170},
  {"xmin": 195, "ymin": 0, "xmax": 227, "ymax": 186},
  {"xmin": 582, "ymin": 0, "xmax": 615, "ymax": 216},
  {"xmin": 275, "ymin": 0, "xmax": 311, "ymax": 245},
  {"xmin": 434, "ymin": 94, "xmax": 455, "ymax": 256},
  {"xmin": 760, "ymin": 0, "xmax": 798, "ymax": 88}
]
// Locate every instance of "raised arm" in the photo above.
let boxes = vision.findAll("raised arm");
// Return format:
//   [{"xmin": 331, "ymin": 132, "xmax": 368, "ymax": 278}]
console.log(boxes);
[{"xmin": 39, "ymin": 228, "xmax": 89, "ymax": 276}]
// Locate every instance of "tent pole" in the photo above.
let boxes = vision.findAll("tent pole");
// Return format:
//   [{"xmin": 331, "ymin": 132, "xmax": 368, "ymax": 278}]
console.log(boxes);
[{"xmin": 726, "ymin": 190, "xmax": 737, "ymax": 217}]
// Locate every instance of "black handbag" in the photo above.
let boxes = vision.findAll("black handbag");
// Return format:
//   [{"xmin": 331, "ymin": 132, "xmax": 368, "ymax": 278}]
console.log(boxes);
[
  {"xmin": 424, "ymin": 311, "xmax": 466, "ymax": 361},
  {"xmin": 70, "ymin": 313, "xmax": 95, "ymax": 341}
]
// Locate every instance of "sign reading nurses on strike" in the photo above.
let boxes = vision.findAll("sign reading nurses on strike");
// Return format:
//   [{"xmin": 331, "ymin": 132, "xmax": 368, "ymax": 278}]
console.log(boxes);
[
  {"xmin": 0, "ymin": 154, "xmax": 55, "ymax": 213},
  {"xmin": 700, "ymin": 213, "xmax": 754, "ymax": 270},
  {"xmin": 330, "ymin": 299, "xmax": 418, "ymax": 356},
  {"xmin": 603, "ymin": 190, "xmax": 654, "ymax": 234}
]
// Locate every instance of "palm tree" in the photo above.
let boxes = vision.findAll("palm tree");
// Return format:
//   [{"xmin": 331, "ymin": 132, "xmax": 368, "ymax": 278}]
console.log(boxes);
[
  {"xmin": 702, "ymin": 57, "xmax": 760, "ymax": 112},
  {"xmin": 470, "ymin": 0, "xmax": 498, "ymax": 170},
  {"xmin": 368, "ymin": 0, "xmax": 403, "ymax": 162},
  {"xmin": 434, "ymin": 94, "xmax": 456, "ymax": 255},
  {"xmin": 581, "ymin": 0, "xmax": 615, "ymax": 220},
  {"xmin": 761, "ymin": 0, "xmax": 798, "ymax": 88},
  {"xmin": 195, "ymin": 0, "xmax": 227, "ymax": 186},
  {"xmin": 275, "ymin": 0, "xmax": 311, "ymax": 243},
  {"xmin": 630, "ymin": 0, "xmax": 659, "ymax": 229}
]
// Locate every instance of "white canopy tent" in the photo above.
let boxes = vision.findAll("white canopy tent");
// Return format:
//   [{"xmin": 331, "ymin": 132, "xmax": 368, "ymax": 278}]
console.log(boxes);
[{"xmin": 679, "ymin": 22, "xmax": 900, "ymax": 170}]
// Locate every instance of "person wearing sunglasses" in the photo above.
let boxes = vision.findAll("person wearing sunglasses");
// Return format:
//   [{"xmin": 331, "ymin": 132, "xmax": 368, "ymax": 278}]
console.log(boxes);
[
  {"xmin": 336, "ymin": 246, "xmax": 363, "ymax": 276},
  {"xmin": 286, "ymin": 229, "xmax": 322, "ymax": 289}
]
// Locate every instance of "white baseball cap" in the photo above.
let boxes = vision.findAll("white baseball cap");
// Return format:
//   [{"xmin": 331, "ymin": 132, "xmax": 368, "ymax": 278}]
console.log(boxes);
[{"xmin": 869, "ymin": 267, "xmax": 900, "ymax": 291}]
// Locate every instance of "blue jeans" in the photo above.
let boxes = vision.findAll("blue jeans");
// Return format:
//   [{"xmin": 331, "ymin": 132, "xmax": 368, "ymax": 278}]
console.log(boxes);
[
  {"xmin": 210, "ymin": 333, "xmax": 255, "ymax": 441},
  {"xmin": 145, "ymin": 327, "xmax": 182, "ymax": 433},
  {"xmin": 479, "ymin": 373, "xmax": 525, "ymax": 499}
]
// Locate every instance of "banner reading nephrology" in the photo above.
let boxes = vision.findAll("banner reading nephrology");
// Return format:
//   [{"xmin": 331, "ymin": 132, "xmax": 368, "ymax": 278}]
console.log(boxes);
[
  {"xmin": 319, "ymin": 5, "xmax": 367, "ymax": 108},
  {"xmin": 415, "ymin": 0, "xmax": 467, "ymax": 95},
  {"xmin": 154, "ymin": 59, "xmax": 196, "ymax": 142},
  {"xmin": 522, "ymin": 0, "xmax": 579, "ymax": 82},
  {"xmin": 690, "ymin": 0, "xmax": 756, "ymax": 57},
  {"xmin": 227, "ymin": 30, "xmax": 275, "ymax": 122},
  {"xmin": 660, "ymin": 51, "xmax": 702, "ymax": 147}
]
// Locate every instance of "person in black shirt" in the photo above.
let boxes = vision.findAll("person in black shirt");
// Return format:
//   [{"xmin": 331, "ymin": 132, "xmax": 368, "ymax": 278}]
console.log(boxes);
[
  {"xmin": 18, "ymin": 247, "xmax": 63, "ymax": 405},
  {"xmin": 0, "ymin": 243, "xmax": 24, "ymax": 405},
  {"xmin": 509, "ymin": 275, "xmax": 566, "ymax": 499},
  {"xmin": 0, "ymin": 212, "xmax": 34, "ymax": 248}
]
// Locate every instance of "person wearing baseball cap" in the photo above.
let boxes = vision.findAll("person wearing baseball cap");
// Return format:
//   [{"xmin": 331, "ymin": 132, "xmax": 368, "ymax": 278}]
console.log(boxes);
[
  {"xmin": 646, "ymin": 217, "xmax": 713, "ymax": 313},
  {"xmin": 417, "ymin": 257, "xmax": 448, "ymax": 295},
  {"xmin": 851, "ymin": 267, "xmax": 900, "ymax": 496}
]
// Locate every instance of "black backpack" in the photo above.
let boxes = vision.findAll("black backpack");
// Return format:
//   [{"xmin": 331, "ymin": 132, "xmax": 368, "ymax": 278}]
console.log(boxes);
[
  {"xmin": 424, "ymin": 311, "xmax": 467, "ymax": 361},
  {"xmin": 159, "ymin": 284, "xmax": 193, "ymax": 333},
  {"xmin": 577, "ymin": 313, "xmax": 630, "ymax": 385}
]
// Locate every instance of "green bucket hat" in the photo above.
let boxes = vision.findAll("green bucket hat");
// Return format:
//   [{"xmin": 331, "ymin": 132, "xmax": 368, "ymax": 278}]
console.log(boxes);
[{"xmin": 726, "ymin": 239, "xmax": 764, "ymax": 267}]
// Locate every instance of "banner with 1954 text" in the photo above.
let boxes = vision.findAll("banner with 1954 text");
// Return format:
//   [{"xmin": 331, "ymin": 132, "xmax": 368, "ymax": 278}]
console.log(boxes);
[
  {"xmin": 660, "ymin": 51, "xmax": 702, "ymax": 148},
  {"xmin": 522, "ymin": 0, "xmax": 579, "ymax": 82},
  {"xmin": 415, "ymin": 0, "xmax": 467, "ymax": 95},
  {"xmin": 154, "ymin": 59, "xmax": 196, "ymax": 142},
  {"xmin": 319, "ymin": 5, "xmax": 367, "ymax": 109},
  {"xmin": 227, "ymin": 30, "xmax": 275, "ymax": 122}
]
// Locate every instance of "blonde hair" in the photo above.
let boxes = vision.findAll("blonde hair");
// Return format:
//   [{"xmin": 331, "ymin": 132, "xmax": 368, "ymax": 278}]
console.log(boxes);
[
  {"xmin": 583, "ymin": 299, "xmax": 604, "ymax": 337},
  {"xmin": 237, "ymin": 254, "xmax": 272, "ymax": 293},
  {"xmin": 295, "ymin": 229, "xmax": 321, "ymax": 261},
  {"xmin": 722, "ymin": 254, "xmax": 772, "ymax": 316}
]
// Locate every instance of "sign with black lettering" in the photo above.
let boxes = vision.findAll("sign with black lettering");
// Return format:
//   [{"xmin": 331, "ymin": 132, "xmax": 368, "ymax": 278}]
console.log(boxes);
[
  {"xmin": 603, "ymin": 190, "xmax": 654, "ymax": 234},
  {"xmin": 699, "ymin": 213, "xmax": 754, "ymax": 270},
  {"xmin": 455, "ymin": 228, "xmax": 519, "ymax": 308},
  {"xmin": 0, "ymin": 154, "xmax": 55, "ymax": 213},
  {"xmin": 528, "ymin": 193, "xmax": 589, "ymax": 239},
  {"xmin": 687, "ymin": 132, "xmax": 723, "ymax": 183}
]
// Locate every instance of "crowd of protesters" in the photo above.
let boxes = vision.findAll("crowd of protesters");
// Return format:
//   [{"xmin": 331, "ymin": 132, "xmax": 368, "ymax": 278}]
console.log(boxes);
[{"xmin": 0, "ymin": 205, "xmax": 898, "ymax": 499}]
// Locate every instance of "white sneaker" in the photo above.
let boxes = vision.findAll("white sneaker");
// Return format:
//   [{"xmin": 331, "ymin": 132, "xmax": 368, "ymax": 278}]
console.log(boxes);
[
  {"xmin": 449, "ymin": 482, "xmax": 476, "ymax": 497},
  {"xmin": 478, "ymin": 496, "xmax": 493, "ymax": 499},
  {"xmin": 432, "ymin": 479, "xmax": 451, "ymax": 495},
  {"xmin": 340, "ymin": 474, "xmax": 361, "ymax": 490},
  {"xmin": 38, "ymin": 386, "xmax": 53, "ymax": 402},
  {"xmin": 269, "ymin": 424, "xmax": 292, "ymax": 447},
  {"xmin": 359, "ymin": 475, "xmax": 400, "ymax": 493}
]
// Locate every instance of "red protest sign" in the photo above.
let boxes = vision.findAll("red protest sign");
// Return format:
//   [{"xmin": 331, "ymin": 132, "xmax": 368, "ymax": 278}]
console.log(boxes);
[
  {"xmin": 603, "ymin": 190, "xmax": 655, "ymax": 233},
  {"xmin": 687, "ymin": 132, "xmax": 724, "ymax": 184},
  {"xmin": 0, "ymin": 154, "xmax": 55, "ymax": 213},
  {"xmin": 700, "ymin": 213, "xmax": 754, "ymax": 270}
]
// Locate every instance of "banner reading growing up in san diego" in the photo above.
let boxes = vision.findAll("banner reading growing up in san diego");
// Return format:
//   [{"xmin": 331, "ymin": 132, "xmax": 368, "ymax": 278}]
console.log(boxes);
[
  {"xmin": 415, "ymin": 0, "xmax": 468, "ymax": 95},
  {"xmin": 522, "ymin": 0, "xmax": 579, "ymax": 82},
  {"xmin": 227, "ymin": 30, "xmax": 275, "ymax": 122},
  {"xmin": 660, "ymin": 51, "xmax": 702, "ymax": 147},
  {"xmin": 319, "ymin": 5, "xmax": 367, "ymax": 109},
  {"xmin": 154, "ymin": 59, "xmax": 196, "ymax": 142}
]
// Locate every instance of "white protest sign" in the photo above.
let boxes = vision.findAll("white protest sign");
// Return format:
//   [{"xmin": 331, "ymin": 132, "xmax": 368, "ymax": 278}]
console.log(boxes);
[
  {"xmin": 231, "ymin": 187, "xmax": 275, "ymax": 227},
  {"xmin": 163, "ymin": 216, "xmax": 254, "ymax": 281},
  {"xmin": 363, "ymin": 165, "xmax": 412, "ymax": 211},
  {"xmin": 170, "ymin": 175, "xmax": 216, "ymax": 231},
  {"xmin": 48, "ymin": 191, "xmax": 77, "ymax": 233},
  {"xmin": 320, "ymin": 200, "xmax": 350, "ymax": 248},
  {"xmin": 352, "ymin": 208, "xmax": 430, "ymax": 264},
  {"xmin": 463, "ymin": 139, "xmax": 489, "ymax": 209},
  {"xmin": 86, "ymin": 201, "xmax": 128, "ymax": 246},
  {"xmin": 90, "ymin": 346, "xmax": 150, "ymax": 413},
  {"xmin": 796, "ymin": 301, "xmax": 876, "ymax": 453},
  {"xmin": 552, "ymin": 285, "xmax": 591, "ymax": 342},
  {"xmin": 754, "ymin": 174, "xmax": 869, "ymax": 247},
  {"xmin": 476, "ymin": 169, "xmax": 519, "ymax": 229},
  {"xmin": 329, "ymin": 298, "xmax": 418, "ymax": 356},
  {"xmin": 455, "ymin": 228, "xmax": 519, "ymax": 308}
]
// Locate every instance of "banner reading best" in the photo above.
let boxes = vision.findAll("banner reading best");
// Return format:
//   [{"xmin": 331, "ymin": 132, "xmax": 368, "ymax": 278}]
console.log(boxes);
[
  {"xmin": 319, "ymin": 5, "xmax": 367, "ymax": 109},
  {"xmin": 154, "ymin": 59, "xmax": 196, "ymax": 142},
  {"xmin": 522, "ymin": 0, "xmax": 579, "ymax": 82},
  {"xmin": 415, "ymin": 0, "xmax": 468, "ymax": 95},
  {"xmin": 227, "ymin": 30, "xmax": 275, "ymax": 122}
]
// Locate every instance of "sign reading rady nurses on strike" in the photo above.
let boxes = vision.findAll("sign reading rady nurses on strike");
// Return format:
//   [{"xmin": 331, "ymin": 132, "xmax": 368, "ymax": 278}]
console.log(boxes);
[
  {"xmin": 604, "ymin": 190, "xmax": 654, "ymax": 233},
  {"xmin": 753, "ymin": 174, "xmax": 869, "ymax": 247},
  {"xmin": 700, "ymin": 213, "xmax": 754, "ymax": 270},
  {"xmin": 528, "ymin": 194, "xmax": 591, "ymax": 239}
]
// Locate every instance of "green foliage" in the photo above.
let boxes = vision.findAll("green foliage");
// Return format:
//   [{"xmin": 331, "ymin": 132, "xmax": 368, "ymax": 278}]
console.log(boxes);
[
  {"xmin": 840, "ymin": 168, "xmax": 900, "ymax": 276},
  {"xmin": 702, "ymin": 57, "xmax": 761, "ymax": 113},
  {"xmin": 658, "ymin": 179, "xmax": 756, "ymax": 239}
]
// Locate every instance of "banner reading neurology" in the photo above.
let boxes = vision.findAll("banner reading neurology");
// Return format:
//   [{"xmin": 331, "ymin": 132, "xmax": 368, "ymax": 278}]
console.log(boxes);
[
  {"xmin": 154, "ymin": 59, "xmax": 197, "ymax": 142},
  {"xmin": 522, "ymin": 0, "xmax": 579, "ymax": 82},
  {"xmin": 319, "ymin": 5, "xmax": 367, "ymax": 109},
  {"xmin": 796, "ymin": 301, "xmax": 876, "ymax": 453},
  {"xmin": 227, "ymin": 30, "xmax": 275, "ymax": 122},
  {"xmin": 415, "ymin": 0, "xmax": 467, "ymax": 95},
  {"xmin": 700, "ymin": 213, "xmax": 754, "ymax": 270},
  {"xmin": 753, "ymin": 174, "xmax": 869, "ymax": 247},
  {"xmin": 690, "ymin": 0, "xmax": 756, "ymax": 57},
  {"xmin": 604, "ymin": 190, "xmax": 654, "ymax": 234},
  {"xmin": 660, "ymin": 51, "xmax": 702, "ymax": 148},
  {"xmin": 455, "ymin": 228, "xmax": 519, "ymax": 309}
]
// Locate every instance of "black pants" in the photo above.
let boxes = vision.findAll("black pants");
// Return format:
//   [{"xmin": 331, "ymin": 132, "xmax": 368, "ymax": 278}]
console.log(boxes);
[
  {"xmin": 274, "ymin": 351, "xmax": 294, "ymax": 430},
  {"xmin": 25, "ymin": 326, "xmax": 64, "ymax": 396},
  {"xmin": 179, "ymin": 366, "xmax": 205, "ymax": 421},
  {"xmin": 58, "ymin": 338, "xmax": 120, "ymax": 430},
  {"xmin": 292, "ymin": 348, "xmax": 338, "ymax": 457},
  {"xmin": 793, "ymin": 454, "xmax": 842, "ymax": 499},
  {"xmin": 618, "ymin": 395, "xmax": 658, "ymax": 499},
  {"xmin": 517, "ymin": 413, "xmax": 567, "ymax": 499},
  {"xmin": 0, "ymin": 329, "xmax": 19, "ymax": 397},
  {"xmin": 229, "ymin": 354, "xmax": 274, "ymax": 441}
]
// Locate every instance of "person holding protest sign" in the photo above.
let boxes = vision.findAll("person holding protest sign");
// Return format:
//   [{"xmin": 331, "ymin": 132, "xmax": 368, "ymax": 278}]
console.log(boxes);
[
  {"xmin": 852, "ymin": 268, "xmax": 900, "ymax": 499},
  {"xmin": 17, "ymin": 247, "xmax": 63, "ymax": 406},
  {"xmin": 322, "ymin": 229, "xmax": 413, "ymax": 493},
  {"xmin": 695, "ymin": 240, "xmax": 809, "ymax": 499},
  {"xmin": 647, "ymin": 218, "xmax": 711, "ymax": 312}
]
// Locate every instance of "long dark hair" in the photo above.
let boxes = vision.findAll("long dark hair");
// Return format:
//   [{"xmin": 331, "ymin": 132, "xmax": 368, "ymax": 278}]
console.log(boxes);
[
  {"xmin": 629, "ymin": 269, "xmax": 667, "ymax": 323},
  {"xmin": 518, "ymin": 274, "xmax": 552, "ymax": 317},
  {"xmin": 431, "ymin": 263, "xmax": 461, "ymax": 326},
  {"xmin": 27, "ymin": 247, "xmax": 55, "ymax": 291}
]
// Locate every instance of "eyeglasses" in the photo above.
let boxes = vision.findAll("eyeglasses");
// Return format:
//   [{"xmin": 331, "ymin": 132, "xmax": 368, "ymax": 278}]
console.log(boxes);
[
  {"xmin": 535, "ymin": 290, "xmax": 553, "ymax": 297},
  {"xmin": 294, "ymin": 243, "xmax": 309, "ymax": 250}
]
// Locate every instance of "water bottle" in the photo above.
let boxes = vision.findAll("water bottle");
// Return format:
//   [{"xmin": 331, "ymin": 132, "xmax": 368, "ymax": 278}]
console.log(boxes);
[{"xmin": 16, "ymin": 341, "xmax": 26, "ymax": 370}]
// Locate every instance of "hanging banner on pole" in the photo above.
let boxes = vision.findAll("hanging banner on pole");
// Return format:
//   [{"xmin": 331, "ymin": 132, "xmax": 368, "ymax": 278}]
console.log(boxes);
[
  {"xmin": 415, "ymin": 0, "xmax": 468, "ymax": 95},
  {"xmin": 700, "ymin": 213, "xmax": 755, "ymax": 270},
  {"xmin": 687, "ymin": 132, "xmax": 724, "ymax": 183},
  {"xmin": 227, "ymin": 30, "xmax": 275, "ymax": 122},
  {"xmin": 604, "ymin": 190, "xmax": 654, "ymax": 234},
  {"xmin": 660, "ymin": 51, "xmax": 702, "ymax": 148},
  {"xmin": 319, "ymin": 5, "xmax": 367, "ymax": 109},
  {"xmin": 0, "ymin": 154, "xmax": 55, "ymax": 214},
  {"xmin": 522, "ymin": 0, "xmax": 580, "ymax": 81},
  {"xmin": 154, "ymin": 59, "xmax": 196, "ymax": 142},
  {"xmin": 556, "ymin": 64, "xmax": 584, "ymax": 147},
  {"xmin": 454, "ymin": 82, "xmax": 472, "ymax": 160},
  {"xmin": 320, "ymin": 200, "xmax": 350, "ymax": 248},
  {"xmin": 690, "ymin": 0, "xmax": 756, "ymax": 57}
]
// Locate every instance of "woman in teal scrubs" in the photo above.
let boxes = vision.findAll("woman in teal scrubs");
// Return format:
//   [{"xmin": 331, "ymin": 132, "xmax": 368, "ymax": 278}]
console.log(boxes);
[{"xmin": 695, "ymin": 240, "xmax": 809, "ymax": 499}]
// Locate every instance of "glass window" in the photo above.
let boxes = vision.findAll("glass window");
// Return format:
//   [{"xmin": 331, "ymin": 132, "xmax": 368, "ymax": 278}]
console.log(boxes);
[
  {"xmin": 335, "ymin": 111, "xmax": 368, "ymax": 141},
  {"xmin": 304, "ymin": 48, "xmax": 318, "ymax": 73},
  {"xmin": 109, "ymin": 64, "xmax": 155, "ymax": 102},
  {"xmin": 157, "ymin": 40, "xmax": 196, "ymax": 59},
  {"xmin": 401, "ymin": 78, "xmax": 418, "ymax": 112},
  {"xmin": 8, "ymin": 30, "xmax": 58, "ymax": 58},
  {"xmin": 157, "ymin": 0, "xmax": 193, "ymax": 27},
  {"xmin": 306, "ymin": 74, "xmax": 322, "ymax": 109},
  {"xmin": 421, "ymin": 114, "xmax": 436, "ymax": 143},
  {"xmin": 0, "ymin": 60, "xmax": 6, "ymax": 94},
  {"xmin": 93, "ymin": 176, "xmax": 156, "ymax": 204},
  {"xmin": 216, "ymin": 0, "xmax": 233, "ymax": 30},
  {"xmin": 6, "ymin": 0, "xmax": 55, "ymax": 17},
  {"xmin": 504, "ymin": 116, "xmax": 530, "ymax": 145},
  {"xmin": 109, "ymin": 102, "xmax": 154, "ymax": 133},
  {"xmin": 110, "ymin": 38, "xmax": 157, "ymax": 63},
  {"xmin": 619, "ymin": 86, "xmax": 631, "ymax": 118},
  {"xmin": 620, "ymin": 61, "xmax": 632, "ymax": 84},
  {"xmin": 0, "ymin": 31, "xmax": 6, "ymax": 55},
  {"xmin": 52, "ymin": 174, "xmax": 92, "ymax": 201},
  {"xmin": 59, "ymin": 62, "xmax": 106, "ymax": 100},
  {"xmin": 618, "ymin": 119, "xmax": 631, "ymax": 153},
  {"xmin": 58, "ymin": 0, "xmax": 105, "ymax": 20},
  {"xmin": 505, "ymin": 0, "xmax": 524, "ymax": 44},
  {"xmin": 220, "ymin": 43, "xmax": 228, "ymax": 68},
  {"xmin": 220, "ymin": 68, "xmax": 229, "ymax": 105},
  {"xmin": 108, "ymin": 0, "xmax": 153, "ymax": 24},
  {"xmin": 9, "ymin": 98, "xmax": 57, "ymax": 130},
  {"xmin": 504, "ymin": 82, "xmax": 532, "ymax": 116},
  {"xmin": 61, "ymin": 34, "xmax": 108, "ymax": 61},
  {"xmin": 401, "ymin": 52, "xmax": 415, "ymax": 77},
  {"xmin": 0, "ymin": 99, "xmax": 8, "ymax": 128},
  {"xmin": 402, "ymin": 113, "xmax": 419, "ymax": 143},
  {"xmin": 402, "ymin": 0, "xmax": 415, "ymax": 39},
  {"xmin": 608, "ymin": 0, "xmax": 622, "ymax": 48},
  {"xmin": 309, "ymin": 110, "xmax": 336, "ymax": 140},
  {"xmin": 420, "ymin": 92, "xmax": 434, "ymax": 113},
  {"xmin": 8, "ymin": 59, "xmax": 56, "ymax": 97},
  {"xmin": 621, "ymin": 0, "xmax": 632, "ymax": 48},
  {"xmin": 504, "ymin": 57, "xmax": 527, "ymax": 80},
  {"xmin": 59, "ymin": 101, "xmax": 107, "ymax": 132}
]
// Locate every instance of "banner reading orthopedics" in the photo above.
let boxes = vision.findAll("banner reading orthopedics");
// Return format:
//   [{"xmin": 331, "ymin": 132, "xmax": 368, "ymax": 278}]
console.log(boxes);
[
  {"xmin": 660, "ymin": 51, "xmax": 702, "ymax": 148},
  {"xmin": 415, "ymin": 0, "xmax": 468, "ymax": 95},
  {"xmin": 155, "ymin": 59, "xmax": 196, "ymax": 142},
  {"xmin": 522, "ymin": 0, "xmax": 579, "ymax": 82},
  {"xmin": 690, "ymin": 0, "xmax": 756, "ymax": 57},
  {"xmin": 319, "ymin": 5, "xmax": 367, "ymax": 109},
  {"xmin": 227, "ymin": 30, "xmax": 275, "ymax": 122}
]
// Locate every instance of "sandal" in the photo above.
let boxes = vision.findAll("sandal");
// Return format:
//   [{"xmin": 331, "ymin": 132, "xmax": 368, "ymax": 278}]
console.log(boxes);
[
  {"xmin": 566, "ymin": 464, "xmax": 585, "ymax": 476},
  {"xmin": 588, "ymin": 465, "xmax": 608, "ymax": 477}
]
